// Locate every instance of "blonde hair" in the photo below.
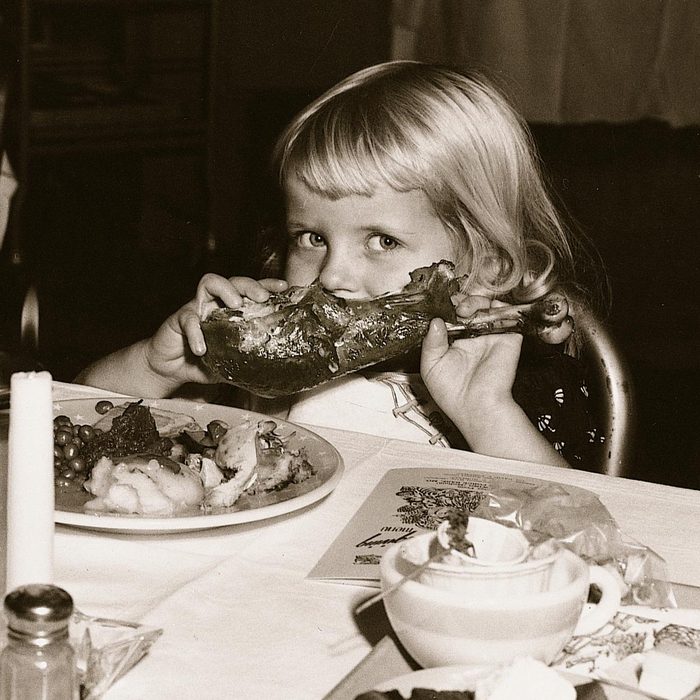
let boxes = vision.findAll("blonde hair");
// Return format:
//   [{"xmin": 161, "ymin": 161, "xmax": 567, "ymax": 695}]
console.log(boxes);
[{"xmin": 271, "ymin": 60, "xmax": 579, "ymax": 302}]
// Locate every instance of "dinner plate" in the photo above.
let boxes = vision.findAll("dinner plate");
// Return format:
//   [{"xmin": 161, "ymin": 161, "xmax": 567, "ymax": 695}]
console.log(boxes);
[
  {"xmin": 375, "ymin": 665, "xmax": 589, "ymax": 698},
  {"xmin": 375, "ymin": 666, "xmax": 494, "ymax": 696},
  {"xmin": 52, "ymin": 397, "xmax": 344, "ymax": 534}
]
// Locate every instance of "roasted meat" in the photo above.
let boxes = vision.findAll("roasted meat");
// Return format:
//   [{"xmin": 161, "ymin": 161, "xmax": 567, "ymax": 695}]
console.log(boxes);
[{"xmin": 201, "ymin": 261, "xmax": 572, "ymax": 398}]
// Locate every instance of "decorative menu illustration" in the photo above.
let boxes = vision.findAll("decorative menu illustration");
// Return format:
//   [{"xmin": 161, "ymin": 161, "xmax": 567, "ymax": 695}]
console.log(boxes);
[
  {"xmin": 552, "ymin": 607, "xmax": 700, "ymax": 698},
  {"xmin": 307, "ymin": 466, "xmax": 592, "ymax": 586}
]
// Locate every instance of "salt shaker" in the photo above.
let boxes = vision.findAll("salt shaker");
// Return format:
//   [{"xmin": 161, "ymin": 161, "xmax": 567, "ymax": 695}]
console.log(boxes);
[{"xmin": 0, "ymin": 584, "xmax": 79, "ymax": 699}]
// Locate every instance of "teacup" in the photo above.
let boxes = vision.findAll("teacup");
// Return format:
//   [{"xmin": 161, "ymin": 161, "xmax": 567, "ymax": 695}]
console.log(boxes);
[
  {"xmin": 401, "ymin": 530, "xmax": 555, "ymax": 597},
  {"xmin": 380, "ymin": 541, "xmax": 621, "ymax": 668}
]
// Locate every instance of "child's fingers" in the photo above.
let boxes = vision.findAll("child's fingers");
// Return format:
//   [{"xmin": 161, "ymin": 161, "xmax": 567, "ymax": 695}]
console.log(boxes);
[
  {"xmin": 178, "ymin": 307, "xmax": 207, "ymax": 356},
  {"xmin": 225, "ymin": 276, "xmax": 283, "ymax": 303},
  {"xmin": 195, "ymin": 275, "xmax": 282, "ymax": 319},
  {"xmin": 420, "ymin": 318, "xmax": 450, "ymax": 370},
  {"xmin": 195, "ymin": 274, "xmax": 240, "ymax": 310},
  {"xmin": 258, "ymin": 278, "xmax": 288, "ymax": 293},
  {"xmin": 454, "ymin": 294, "xmax": 494, "ymax": 319}
]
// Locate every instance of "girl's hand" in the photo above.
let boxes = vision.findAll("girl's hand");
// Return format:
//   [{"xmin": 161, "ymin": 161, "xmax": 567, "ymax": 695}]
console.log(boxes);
[
  {"xmin": 420, "ymin": 295, "xmax": 523, "ymax": 437},
  {"xmin": 422, "ymin": 297, "xmax": 522, "ymax": 413},
  {"xmin": 144, "ymin": 274, "xmax": 288, "ymax": 385},
  {"xmin": 421, "ymin": 294, "xmax": 570, "ymax": 468}
]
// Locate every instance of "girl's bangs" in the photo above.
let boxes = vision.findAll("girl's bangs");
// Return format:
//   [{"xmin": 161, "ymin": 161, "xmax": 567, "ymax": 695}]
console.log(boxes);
[{"xmin": 283, "ymin": 122, "xmax": 426, "ymax": 198}]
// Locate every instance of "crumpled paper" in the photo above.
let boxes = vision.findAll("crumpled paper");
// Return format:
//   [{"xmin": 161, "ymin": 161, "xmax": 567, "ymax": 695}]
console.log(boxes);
[{"xmin": 471, "ymin": 482, "xmax": 675, "ymax": 608}]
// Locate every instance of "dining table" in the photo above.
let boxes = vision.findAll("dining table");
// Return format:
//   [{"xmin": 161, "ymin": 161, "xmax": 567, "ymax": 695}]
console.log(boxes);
[{"xmin": 10, "ymin": 381, "xmax": 700, "ymax": 698}]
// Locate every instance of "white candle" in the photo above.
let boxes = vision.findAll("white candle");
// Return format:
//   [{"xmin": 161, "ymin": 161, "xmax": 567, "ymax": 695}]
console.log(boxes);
[
  {"xmin": 0, "ymin": 414, "xmax": 7, "ymax": 594},
  {"xmin": 6, "ymin": 371, "xmax": 55, "ymax": 592}
]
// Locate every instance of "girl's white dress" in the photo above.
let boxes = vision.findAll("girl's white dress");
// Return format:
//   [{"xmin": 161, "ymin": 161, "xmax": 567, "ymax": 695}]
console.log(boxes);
[
  {"xmin": 266, "ymin": 372, "xmax": 467, "ymax": 449},
  {"xmin": 241, "ymin": 339, "xmax": 604, "ymax": 468}
]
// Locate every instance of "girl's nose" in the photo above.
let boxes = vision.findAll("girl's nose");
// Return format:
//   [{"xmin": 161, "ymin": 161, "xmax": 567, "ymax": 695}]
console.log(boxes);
[{"xmin": 318, "ymin": 251, "xmax": 358, "ymax": 297}]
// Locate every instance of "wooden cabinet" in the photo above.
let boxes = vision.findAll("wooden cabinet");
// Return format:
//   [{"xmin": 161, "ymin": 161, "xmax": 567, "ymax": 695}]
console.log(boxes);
[
  {"xmin": 21, "ymin": 0, "xmax": 210, "ymax": 143},
  {"xmin": 1, "ymin": 0, "xmax": 213, "ymax": 377},
  {"xmin": 4, "ymin": 0, "xmax": 212, "ymax": 264}
]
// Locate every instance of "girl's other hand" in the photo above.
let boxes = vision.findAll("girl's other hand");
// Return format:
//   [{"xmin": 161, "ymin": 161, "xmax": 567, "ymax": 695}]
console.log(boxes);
[
  {"xmin": 420, "ymin": 295, "xmax": 523, "ymax": 437},
  {"xmin": 194, "ymin": 274, "xmax": 289, "ymax": 325},
  {"xmin": 145, "ymin": 275, "xmax": 288, "ymax": 385}
]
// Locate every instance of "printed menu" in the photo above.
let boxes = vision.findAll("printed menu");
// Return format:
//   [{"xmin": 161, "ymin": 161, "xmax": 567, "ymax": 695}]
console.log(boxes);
[{"xmin": 307, "ymin": 466, "xmax": 594, "ymax": 586}]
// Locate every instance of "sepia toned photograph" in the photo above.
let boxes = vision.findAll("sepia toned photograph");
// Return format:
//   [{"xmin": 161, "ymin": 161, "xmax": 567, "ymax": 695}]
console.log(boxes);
[{"xmin": 0, "ymin": 2, "xmax": 698, "ymax": 698}]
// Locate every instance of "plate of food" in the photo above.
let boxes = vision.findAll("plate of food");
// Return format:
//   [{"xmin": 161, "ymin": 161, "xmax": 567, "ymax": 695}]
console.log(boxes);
[
  {"xmin": 51, "ymin": 397, "xmax": 344, "ymax": 533},
  {"xmin": 370, "ymin": 658, "xmax": 582, "ymax": 699},
  {"xmin": 373, "ymin": 665, "xmax": 494, "ymax": 697}
]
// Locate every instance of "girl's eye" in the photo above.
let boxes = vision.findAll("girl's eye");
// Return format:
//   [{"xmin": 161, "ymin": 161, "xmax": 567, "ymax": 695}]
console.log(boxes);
[
  {"xmin": 369, "ymin": 234, "xmax": 400, "ymax": 252},
  {"xmin": 293, "ymin": 232, "xmax": 326, "ymax": 249}
]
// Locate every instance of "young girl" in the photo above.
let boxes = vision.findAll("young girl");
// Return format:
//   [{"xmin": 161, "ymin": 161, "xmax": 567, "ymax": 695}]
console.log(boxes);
[{"xmin": 76, "ymin": 61, "xmax": 604, "ymax": 470}]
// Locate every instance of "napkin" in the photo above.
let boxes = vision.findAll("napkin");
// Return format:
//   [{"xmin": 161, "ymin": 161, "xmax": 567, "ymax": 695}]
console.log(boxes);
[{"xmin": 6, "ymin": 371, "xmax": 55, "ymax": 592}]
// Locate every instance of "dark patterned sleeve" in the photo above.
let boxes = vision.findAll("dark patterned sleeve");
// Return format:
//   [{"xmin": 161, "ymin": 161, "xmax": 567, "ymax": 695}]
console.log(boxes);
[{"xmin": 512, "ymin": 338, "xmax": 606, "ymax": 470}]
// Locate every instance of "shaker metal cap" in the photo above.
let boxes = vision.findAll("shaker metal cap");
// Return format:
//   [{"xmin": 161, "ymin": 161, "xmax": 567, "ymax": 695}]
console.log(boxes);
[{"xmin": 4, "ymin": 584, "xmax": 73, "ymax": 637}]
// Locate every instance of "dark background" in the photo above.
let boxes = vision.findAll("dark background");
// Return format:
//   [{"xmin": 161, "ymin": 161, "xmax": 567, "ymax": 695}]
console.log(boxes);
[{"xmin": 2, "ymin": 1, "xmax": 698, "ymax": 488}]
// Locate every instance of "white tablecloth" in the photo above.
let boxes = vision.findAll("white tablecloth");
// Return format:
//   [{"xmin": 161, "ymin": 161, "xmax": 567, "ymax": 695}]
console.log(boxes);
[{"xmin": 47, "ymin": 382, "xmax": 700, "ymax": 699}]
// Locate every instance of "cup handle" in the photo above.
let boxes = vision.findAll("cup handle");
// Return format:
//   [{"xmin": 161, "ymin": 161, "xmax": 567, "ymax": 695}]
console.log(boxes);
[{"xmin": 573, "ymin": 565, "xmax": 622, "ymax": 637}]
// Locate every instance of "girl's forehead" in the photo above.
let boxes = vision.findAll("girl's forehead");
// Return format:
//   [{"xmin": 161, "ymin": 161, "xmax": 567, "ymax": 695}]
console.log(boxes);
[{"xmin": 284, "ymin": 177, "xmax": 439, "ymax": 224}]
